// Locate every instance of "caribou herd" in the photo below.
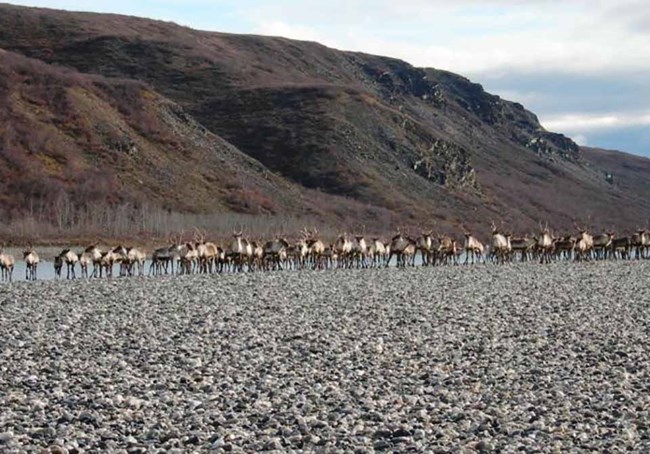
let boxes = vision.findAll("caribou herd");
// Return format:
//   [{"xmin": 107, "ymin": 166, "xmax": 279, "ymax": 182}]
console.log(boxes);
[{"xmin": 0, "ymin": 224, "xmax": 649, "ymax": 282}]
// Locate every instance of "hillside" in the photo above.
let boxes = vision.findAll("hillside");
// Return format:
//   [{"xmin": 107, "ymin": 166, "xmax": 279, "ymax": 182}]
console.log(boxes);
[
  {"xmin": 0, "ymin": 3, "xmax": 649, "ymax": 236},
  {"xmin": 0, "ymin": 49, "xmax": 307, "ymax": 216}
]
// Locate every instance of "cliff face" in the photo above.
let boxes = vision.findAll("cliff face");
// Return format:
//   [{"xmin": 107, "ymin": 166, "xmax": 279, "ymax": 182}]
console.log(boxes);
[{"xmin": 0, "ymin": 4, "xmax": 648, "ymax": 233}]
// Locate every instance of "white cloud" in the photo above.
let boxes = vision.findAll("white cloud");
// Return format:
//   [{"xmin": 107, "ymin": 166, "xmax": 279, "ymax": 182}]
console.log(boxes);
[
  {"xmin": 242, "ymin": 0, "xmax": 650, "ymax": 76},
  {"xmin": 572, "ymin": 134, "xmax": 588, "ymax": 146},
  {"xmin": 542, "ymin": 112, "xmax": 650, "ymax": 133}
]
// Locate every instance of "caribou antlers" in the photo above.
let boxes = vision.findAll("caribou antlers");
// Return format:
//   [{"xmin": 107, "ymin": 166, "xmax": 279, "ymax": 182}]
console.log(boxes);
[
  {"xmin": 573, "ymin": 221, "xmax": 586, "ymax": 233},
  {"xmin": 538, "ymin": 220, "xmax": 551, "ymax": 233},
  {"xmin": 299, "ymin": 227, "xmax": 312, "ymax": 241},
  {"xmin": 193, "ymin": 227, "xmax": 207, "ymax": 244}
]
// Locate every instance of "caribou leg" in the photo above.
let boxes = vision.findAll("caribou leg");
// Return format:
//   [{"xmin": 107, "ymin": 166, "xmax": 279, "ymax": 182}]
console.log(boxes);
[{"xmin": 385, "ymin": 252, "xmax": 394, "ymax": 268}]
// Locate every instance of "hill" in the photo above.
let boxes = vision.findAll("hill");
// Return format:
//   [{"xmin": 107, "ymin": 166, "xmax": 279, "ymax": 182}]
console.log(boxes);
[
  {"xmin": 0, "ymin": 3, "xmax": 648, "ymax": 237},
  {"xmin": 0, "ymin": 48, "xmax": 307, "ymax": 216}
]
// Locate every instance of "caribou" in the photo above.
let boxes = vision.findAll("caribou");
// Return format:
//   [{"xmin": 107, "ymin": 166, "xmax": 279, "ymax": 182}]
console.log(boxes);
[
  {"xmin": 437, "ymin": 235, "xmax": 457, "ymax": 266},
  {"xmin": 150, "ymin": 236, "xmax": 181, "ymax": 275},
  {"xmin": 178, "ymin": 242, "xmax": 199, "ymax": 275},
  {"xmin": 403, "ymin": 241, "xmax": 417, "ymax": 267},
  {"xmin": 307, "ymin": 236, "xmax": 326, "ymax": 270},
  {"xmin": 98, "ymin": 249, "xmax": 118, "ymax": 278},
  {"xmin": 82, "ymin": 244, "xmax": 104, "ymax": 278},
  {"xmin": 368, "ymin": 238, "xmax": 386, "ymax": 268},
  {"xmin": 631, "ymin": 229, "xmax": 649, "ymax": 260},
  {"xmin": 295, "ymin": 237, "xmax": 310, "ymax": 270},
  {"xmin": 537, "ymin": 223, "xmax": 554, "ymax": 264},
  {"xmin": 126, "ymin": 247, "xmax": 147, "ymax": 276},
  {"xmin": 53, "ymin": 254, "xmax": 63, "ymax": 279},
  {"xmin": 249, "ymin": 240, "xmax": 264, "ymax": 271},
  {"xmin": 350, "ymin": 235, "xmax": 368, "ymax": 268},
  {"xmin": 227, "ymin": 231, "xmax": 250, "ymax": 272},
  {"xmin": 386, "ymin": 231, "xmax": 415, "ymax": 268},
  {"xmin": 554, "ymin": 235, "xmax": 576, "ymax": 260},
  {"xmin": 334, "ymin": 234, "xmax": 353, "ymax": 268},
  {"xmin": 263, "ymin": 237, "xmax": 290, "ymax": 271},
  {"xmin": 195, "ymin": 230, "xmax": 219, "ymax": 273},
  {"xmin": 415, "ymin": 231, "xmax": 435, "ymax": 266},
  {"xmin": 7, "ymin": 220, "xmax": 650, "ymax": 285},
  {"xmin": 23, "ymin": 246, "xmax": 39, "ymax": 281},
  {"xmin": 592, "ymin": 231, "xmax": 614, "ymax": 260},
  {"xmin": 610, "ymin": 235, "xmax": 631, "ymax": 260},
  {"xmin": 112, "ymin": 245, "xmax": 130, "ymax": 277},
  {"xmin": 490, "ymin": 222, "xmax": 510, "ymax": 264},
  {"xmin": 510, "ymin": 235, "xmax": 536, "ymax": 262},
  {"xmin": 79, "ymin": 249, "xmax": 93, "ymax": 278},
  {"xmin": 574, "ymin": 223, "xmax": 594, "ymax": 261},
  {"xmin": 462, "ymin": 228, "xmax": 484, "ymax": 265},
  {"xmin": 57, "ymin": 249, "xmax": 79, "ymax": 279},
  {"xmin": 322, "ymin": 244, "xmax": 337, "ymax": 270},
  {"xmin": 0, "ymin": 249, "xmax": 15, "ymax": 282}
]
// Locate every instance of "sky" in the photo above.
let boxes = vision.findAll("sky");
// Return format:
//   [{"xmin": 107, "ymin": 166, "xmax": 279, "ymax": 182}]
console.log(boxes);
[{"xmin": 6, "ymin": 0, "xmax": 650, "ymax": 157}]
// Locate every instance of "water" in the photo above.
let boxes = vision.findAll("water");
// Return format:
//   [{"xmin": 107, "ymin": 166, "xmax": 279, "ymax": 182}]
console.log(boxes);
[
  {"xmin": 8, "ymin": 260, "xmax": 147, "ymax": 282},
  {"xmin": 2, "ymin": 251, "xmax": 480, "ymax": 283}
]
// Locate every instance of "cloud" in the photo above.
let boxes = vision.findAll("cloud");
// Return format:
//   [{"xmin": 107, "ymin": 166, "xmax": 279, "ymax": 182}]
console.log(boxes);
[
  {"xmin": 542, "ymin": 112, "xmax": 650, "ymax": 133},
  {"xmin": 241, "ymin": 0, "xmax": 650, "ymax": 76},
  {"xmin": 600, "ymin": 0, "xmax": 650, "ymax": 33},
  {"xmin": 540, "ymin": 111, "xmax": 650, "ymax": 155},
  {"xmin": 572, "ymin": 134, "xmax": 588, "ymax": 146}
]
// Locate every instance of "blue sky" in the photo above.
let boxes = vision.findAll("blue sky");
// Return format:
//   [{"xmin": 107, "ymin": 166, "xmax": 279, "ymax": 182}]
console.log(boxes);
[{"xmin": 6, "ymin": 0, "xmax": 650, "ymax": 157}]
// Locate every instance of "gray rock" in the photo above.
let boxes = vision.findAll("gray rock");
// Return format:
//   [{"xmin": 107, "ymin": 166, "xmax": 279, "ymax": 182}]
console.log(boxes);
[{"xmin": 0, "ymin": 432, "xmax": 14, "ymax": 444}]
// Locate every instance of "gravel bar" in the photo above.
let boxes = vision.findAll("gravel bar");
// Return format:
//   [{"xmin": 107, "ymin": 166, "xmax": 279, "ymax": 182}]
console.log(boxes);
[{"xmin": 1, "ymin": 261, "xmax": 649, "ymax": 452}]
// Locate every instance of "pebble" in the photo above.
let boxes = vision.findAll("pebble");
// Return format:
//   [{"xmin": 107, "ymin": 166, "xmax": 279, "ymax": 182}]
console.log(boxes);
[
  {"xmin": 0, "ymin": 262, "xmax": 648, "ymax": 451},
  {"xmin": 0, "ymin": 432, "xmax": 14, "ymax": 443}
]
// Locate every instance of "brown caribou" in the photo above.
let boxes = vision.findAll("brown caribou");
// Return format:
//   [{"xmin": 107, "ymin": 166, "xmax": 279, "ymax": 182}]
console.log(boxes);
[{"xmin": 23, "ymin": 245, "xmax": 39, "ymax": 281}]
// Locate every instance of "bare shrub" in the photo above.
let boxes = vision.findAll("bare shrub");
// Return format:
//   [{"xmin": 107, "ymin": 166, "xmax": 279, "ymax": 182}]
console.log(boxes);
[{"xmin": 0, "ymin": 198, "xmax": 343, "ymax": 245}]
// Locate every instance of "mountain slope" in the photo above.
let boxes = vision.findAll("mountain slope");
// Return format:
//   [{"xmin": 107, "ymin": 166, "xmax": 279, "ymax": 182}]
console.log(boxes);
[
  {"xmin": 0, "ymin": 3, "xmax": 649, "ymax": 234},
  {"xmin": 0, "ymin": 48, "xmax": 304, "ymax": 217}
]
